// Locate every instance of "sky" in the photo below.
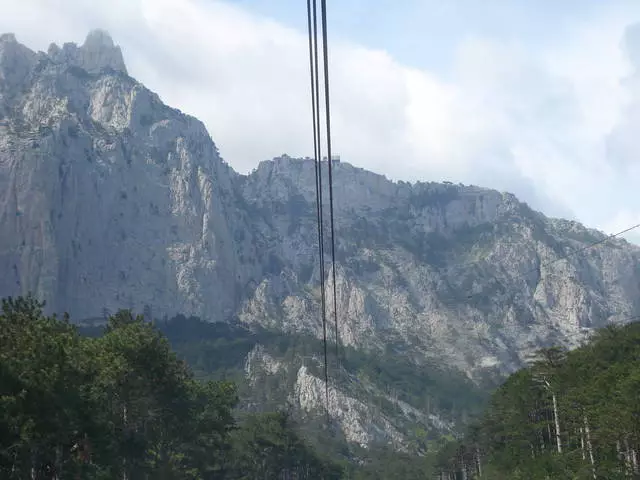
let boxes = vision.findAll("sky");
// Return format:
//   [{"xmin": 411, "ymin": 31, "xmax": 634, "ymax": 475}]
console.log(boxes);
[{"xmin": 2, "ymin": 0, "xmax": 640, "ymax": 242}]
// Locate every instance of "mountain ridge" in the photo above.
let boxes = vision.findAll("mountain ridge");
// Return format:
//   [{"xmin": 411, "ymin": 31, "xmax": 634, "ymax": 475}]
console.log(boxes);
[{"xmin": 2, "ymin": 30, "xmax": 640, "ymax": 450}]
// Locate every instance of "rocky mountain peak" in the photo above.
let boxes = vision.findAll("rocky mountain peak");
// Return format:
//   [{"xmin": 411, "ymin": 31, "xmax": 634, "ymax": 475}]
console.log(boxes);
[
  {"xmin": 0, "ymin": 33, "xmax": 37, "ymax": 91},
  {"xmin": 0, "ymin": 32, "xmax": 17, "ymax": 44},
  {"xmin": 47, "ymin": 29, "xmax": 127, "ymax": 75}
]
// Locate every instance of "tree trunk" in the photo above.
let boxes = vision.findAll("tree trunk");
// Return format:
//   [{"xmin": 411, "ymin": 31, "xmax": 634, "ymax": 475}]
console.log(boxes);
[
  {"xmin": 10, "ymin": 450, "xmax": 17, "ymax": 478},
  {"xmin": 582, "ymin": 415, "xmax": 596, "ymax": 479},
  {"xmin": 624, "ymin": 437, "xmax": 633, "ymax": 477},
  {"xmin": 476, "ymin": 447, "xmax": 483, "ymax": 478},
  {"xmin": 531, "ymin": 443, "xmax": 535, "ymax": 459},
  {"xmin": 617, "ymin": 440, "xmax": 627, "ymax": 476},
  {"xmin": 617, "ymin": 440, "xmax": 623, "ymax": 460},
  {"xmin": 54, "ymin": 444, "xmax": 63, "ymax": 480},
  {"xmin": 30, "ymin": 449, "xmax": 36, "ymax": 480},
  {"xmin": 551, "ymin": 392, "xmax": 562, "ymax": 454},
  {"xmin": 123, "ymin": 403, "xmax": 128, "ymax": 480}
]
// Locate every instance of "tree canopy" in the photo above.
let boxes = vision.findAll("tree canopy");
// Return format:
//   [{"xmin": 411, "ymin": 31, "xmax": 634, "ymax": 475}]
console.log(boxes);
[
  {"xmin": 0, "ymin": 295, "xmax": 338, "ymax": 479},
  {"xmin": 5, "ymin": 293, "xmax": 638, "ymax": 479},
  {"xmin": 435, "ymin": 322, "xmax": 640, "ymax": 479}
]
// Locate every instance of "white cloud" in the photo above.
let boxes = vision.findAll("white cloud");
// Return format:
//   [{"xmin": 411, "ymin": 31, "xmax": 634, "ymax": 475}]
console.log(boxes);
[{"xmin": 1, "ymin": 0, "xmax": 640, "ymax": 242}]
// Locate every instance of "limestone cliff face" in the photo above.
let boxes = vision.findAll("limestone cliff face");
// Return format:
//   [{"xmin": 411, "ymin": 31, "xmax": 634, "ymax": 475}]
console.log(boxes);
[
  {"xmin": 2, "ymin": 31, "xmax": 640, "ymax": 383},
  {"xmin": 242, "ymin": 342, "xmax": 455, "ymax": 451},
  {"xmin": 0, "ymin": 31, "xmax": 260, "ymax": 321},
  {"xmin": 238, "ymin": 156, "xmax": 640, "ymax": 377}
]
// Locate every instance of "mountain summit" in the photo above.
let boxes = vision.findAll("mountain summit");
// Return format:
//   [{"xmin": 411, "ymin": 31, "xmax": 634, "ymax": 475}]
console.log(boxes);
[{"xmin": 47, "ymin": 29, "xmax": 127, "ymax": 75}]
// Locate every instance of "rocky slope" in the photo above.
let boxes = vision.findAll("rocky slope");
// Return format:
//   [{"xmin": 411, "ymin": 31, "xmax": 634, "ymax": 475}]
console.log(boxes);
[
  {"xmin": 2, "ymin": 30, "xmax": 640, "ymax": 448},
  {"xmin": 239, "ymin": 156, "xmax": 640, "ymax": 378},
  {"xmin": 152, "ymin": 316, "xmax": 478, "ymax": 454}
]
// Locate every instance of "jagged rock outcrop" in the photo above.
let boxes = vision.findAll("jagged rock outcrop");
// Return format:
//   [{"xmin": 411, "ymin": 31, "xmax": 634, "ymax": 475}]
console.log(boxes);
[
  {"xmin": 2, "ymin": 32, "xmax": 640, "ymax": 445},
  {"xmin": 242, "ymin": 341, "xmax": 455, "ymax": 450},
  {"xmin": 293, "ymin": 364, "xmax": 406, "ymax": 449},
  {"xmin": 47, "ymin": 29, "xmax": 128, "ymax": 75},
  {"xmin": 0, "ymin": 30, "xmax": 260, "ymax": 322}
]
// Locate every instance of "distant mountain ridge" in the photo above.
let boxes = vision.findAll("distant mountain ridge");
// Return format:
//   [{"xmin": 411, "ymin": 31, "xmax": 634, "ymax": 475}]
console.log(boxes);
[{"xmin": 2, "ymin": 30, "xmax": 640, "ymax": 450}]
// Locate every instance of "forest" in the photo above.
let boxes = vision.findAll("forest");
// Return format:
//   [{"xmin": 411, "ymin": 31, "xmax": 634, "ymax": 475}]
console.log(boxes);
[
  {"xmin": 3, "ymin": 293, "xmax": 640, "ymax": 479},
  {"xmin": 0, "ymin": 296, "xmax": 341, "ymax": 479},
  {"xmin": 435, "ymin": 322, "xmax": 640, "ymax": 479}
]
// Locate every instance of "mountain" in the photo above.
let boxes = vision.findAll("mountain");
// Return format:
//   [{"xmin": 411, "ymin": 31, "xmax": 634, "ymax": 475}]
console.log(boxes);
[
  {"xmin": 238, "ymin": 156, "xmax": 640, "ymax": 379},
  {"xmin": 2, "ymin": 30, "xmax": 640, "ymax": 451},
  {"xmin": 146, "ymin": 314, "xmax": 486, "ymax": 455},
  {"xmin": 0, "ymin": 30, "xmax": 260, "ymax": 324}
]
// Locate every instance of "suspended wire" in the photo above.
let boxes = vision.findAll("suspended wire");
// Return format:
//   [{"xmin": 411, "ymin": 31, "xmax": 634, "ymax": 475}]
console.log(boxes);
[
  {"xmin": 431, "ymin": 223, "xmax": 640, "ymax": 364},
  {"xmin": 305, "ymin": 0, "xmax": 322, "ymax": 401},
  {"xmin": 525, "ymin": 222, "xmax": 640, "ymax": 280},
  {"xmin": 537, "ymin": 312, "xmax": 640, "ymax": 343},
  {"xmin": 306, "ymin": 0, "xmax": 330, "ymax": 415},
  {"xmin": 306, "ymin": 0, "xmax": 639, "ymax": 431},
  {"xmin": 319, "ymin": 0, "xmax": 341, "ymax": 365},
  {"xmin": 441, "ymin": 222, "xmax": 640, "ymax": 282},
  {"xmin": 463, "ymin": 222, "xmax": 640, "ymax": 302},
  {"xmin": 451, "ymin": 223, "xmax": 640, "ymax": 358}
]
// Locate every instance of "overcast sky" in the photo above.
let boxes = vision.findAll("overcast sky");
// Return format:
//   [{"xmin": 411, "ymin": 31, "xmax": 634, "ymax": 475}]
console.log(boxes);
[{"xmin": 2, "ymin": 0, "xmax": 640, "ymax": 242}]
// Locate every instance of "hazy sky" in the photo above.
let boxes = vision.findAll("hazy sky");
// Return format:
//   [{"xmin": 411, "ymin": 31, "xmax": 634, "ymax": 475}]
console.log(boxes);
[{"xmin": 2, "ymin": 0, "xmax": 640, "ymax": 242}]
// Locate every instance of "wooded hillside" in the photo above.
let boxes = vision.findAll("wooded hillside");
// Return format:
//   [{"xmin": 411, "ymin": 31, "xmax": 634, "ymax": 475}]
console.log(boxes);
[{"xmin": 436, "ymin": 322, "xmax": 640, "ymax": 479}]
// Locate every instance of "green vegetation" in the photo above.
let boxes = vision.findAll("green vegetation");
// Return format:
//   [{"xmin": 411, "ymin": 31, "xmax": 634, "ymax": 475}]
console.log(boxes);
[
  {"xmin": 7, "ymin": 293, "xmax": 639, "ymax": 479},
  {"xmin": 2, "ymin": 295, "xmax": 485, "ymax": 478},
  {"xmin": 435, "ymin": 322, "xmax": 640, "ymax": 479},
  {"xmin": 156, "ymin": 316, "xmax": 490, "ymax": 476},
  {"xmin": 146, "ymin": 315, "xmax": 488, "ymax": 429},
  {"xmin": 0, "ymin": 295, "xmax": 339, "ymax": 479},
  {"xmin": 153, "ymin": 317, "xmax": 488, "ymax": 448},
  {"xmin": 340, "ymin": 343, "xmax": 487, "ymax": 425}
]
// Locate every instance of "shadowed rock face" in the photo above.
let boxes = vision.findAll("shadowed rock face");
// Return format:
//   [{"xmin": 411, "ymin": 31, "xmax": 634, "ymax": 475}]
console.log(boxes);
[{"xmin": 1, "ymin": 31, "xmax": 640, "ymax": 387}]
